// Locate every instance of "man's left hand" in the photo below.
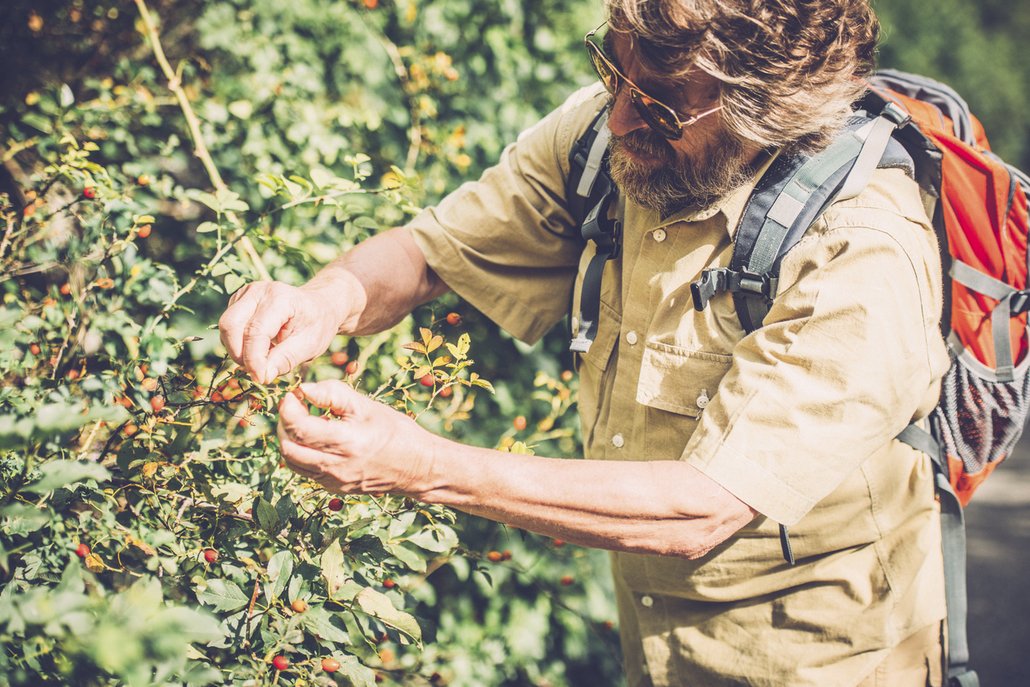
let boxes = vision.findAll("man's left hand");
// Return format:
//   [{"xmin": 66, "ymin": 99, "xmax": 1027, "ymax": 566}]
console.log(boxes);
[{"xmin": 277, "ymin": 381, "xmax": 437, "ymax": 496}]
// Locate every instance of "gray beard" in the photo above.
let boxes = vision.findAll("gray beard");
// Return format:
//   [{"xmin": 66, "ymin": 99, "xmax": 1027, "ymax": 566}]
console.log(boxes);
[{"xmin": 608, "ymin": 128, "xmax": 754, "ymax": 217}]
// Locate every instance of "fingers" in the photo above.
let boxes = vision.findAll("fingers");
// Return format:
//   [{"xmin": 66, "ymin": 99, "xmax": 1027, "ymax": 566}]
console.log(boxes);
[
  {"xmin": 218, "ymin": 282, "xmax": 262, "ymax": 365},
  {"xmin": 296, "ymin": 380, "xmax": 360, "ymax": 417},
  {"xmin": 276, "ymin": 420, "xmax": 330, "ymax": 480},
  {"xmin": 278, "ymin": 391, "xmax": 350, "ymax": 452},
  {"xmin": 264, "ymin": 336, "xmax": 312, "ymax": 386}
]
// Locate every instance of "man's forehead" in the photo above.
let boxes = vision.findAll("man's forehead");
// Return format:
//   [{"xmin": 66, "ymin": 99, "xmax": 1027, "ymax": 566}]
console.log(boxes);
[{"xmin": 605, "ymin": 29, "xmax": 687, "ymax": 94}]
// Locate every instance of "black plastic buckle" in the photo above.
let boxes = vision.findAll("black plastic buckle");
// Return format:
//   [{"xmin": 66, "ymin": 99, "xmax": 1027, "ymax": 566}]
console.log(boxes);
[
  {"xmin": 691, "ymin": 268, "xmax": 729, "ymax": 311},
  {"xmin": 1010, "ymin": 290, "xmax": 1030, "ymax": 315}
]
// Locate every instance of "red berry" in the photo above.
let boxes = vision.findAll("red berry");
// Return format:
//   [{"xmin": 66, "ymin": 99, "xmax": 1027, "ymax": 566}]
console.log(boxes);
[
  {"xmin": 552, "ymin": 539, "xmax": 565, "ymax": 547},
  {"xmin": 445, "ymin": 312, "xmax": 462, "ymax": 326},
  {"xmin": 383, "ymin": 578, "xmax": 396, "ymax": 589},
  {"xmin": 419, "ymin": 374, "xmax": 435, "ymax": 388},
  {"xmin": 560, "ymin": 575, "xmax": 574, "ymax": 586},
  {"xmin": 150, "ymin": 395, "xmax": 165, "ymax": 413},
  {"xmin": 82, "ymin": 187, "xmax": 96, "ymax": 199},
  {"xmin": 486, "ymin": 550, "xmax": 503, "ymax": 563},
  {"xmin": 345, "ymin": 360, "xmax": 359, "ymax": 375},
  {"xmin": 321, "ymin": 658, "xmax": 341, "ymax": 673},
  {"xmin": 331, "ymin": 351, "xmax": 349, "ymax": 366},
  {"xmin": 211, "ymin": 391, "xmax": 225, "ymax": 403},
  {"xmin": 513, "ymin": 415, "xmax": 527, "ymax": 431},
  {"xmin": 75, "ymin": 543, "xmax": 90, "ymax": 558},
  {"xmin": 291, "ymin": 599, "xmax": 308, "ymax": 613},
  {"xmin": 328, "ymin": 497, "xmax": 344, "ymax": 512},
  {"xmin": 203, "ymin": 548, "xmax": 219, "ymax": 563},
  {"xmin": 29, "ymin": 343, "xmax": 41, "ymax": 356},
  {"xmin": 501, "ymin": 549, "xmax": 512, "ymax": 561},
  {"xmin": 137, "ymin": 224, "xmax": 152, "ymax": 238},
  {"xmin": 439, "ymin": 385, "xmax": 453, "ymax": 398},
  {"xmin": 272, "ymin": 655, "xmax": 289, "ymax": 671}
]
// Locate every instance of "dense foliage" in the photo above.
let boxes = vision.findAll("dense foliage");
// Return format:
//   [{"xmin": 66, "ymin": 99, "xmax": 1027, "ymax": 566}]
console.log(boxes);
[{"xmin": 1, "ymin": 1, "xmax": 1027, "ymax": 686}]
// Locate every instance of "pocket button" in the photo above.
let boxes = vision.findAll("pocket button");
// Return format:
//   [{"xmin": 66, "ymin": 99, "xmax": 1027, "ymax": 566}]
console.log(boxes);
[
  {"xmin": 611, "ymin": 433, "xmax": 625, "ymax": 448},
  {"xmin": 696, "ymin": 389, "xmax": 710, "ymax": 411}
]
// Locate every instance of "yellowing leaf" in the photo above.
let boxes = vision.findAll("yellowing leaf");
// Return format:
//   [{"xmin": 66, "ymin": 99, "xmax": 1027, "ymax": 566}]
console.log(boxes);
[
  {"xmin": 426, "ymin": 335, "xmax": 443, "ymax": 353},
  {"xmin": 419, "ymin": 327, "xmax": 434, "ymax": 347},
  {"xmin": 354, "ymin": 587, "xmax": 422, "ymax": 644},
  {"xmin": 401, "ymin": 342, "xmax": 427, "ymax": 354},
  {"xmin": 84, "ymin": 553, "xmax": 105, "ymax": 573}
]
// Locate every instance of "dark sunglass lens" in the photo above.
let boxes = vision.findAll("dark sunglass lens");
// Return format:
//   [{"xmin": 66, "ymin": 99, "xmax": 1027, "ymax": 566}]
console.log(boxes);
[
  {"xmin": 632, "ymin": 91, "xmax": 680, "ymax": 139},
  {"xmin": 587, "ymin": 45, "xmax": 619, "ymax": 94}
]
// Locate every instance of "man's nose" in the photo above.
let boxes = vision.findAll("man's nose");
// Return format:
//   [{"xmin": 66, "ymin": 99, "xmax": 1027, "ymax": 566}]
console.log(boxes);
[{"xmin": 606, "ymin": 89, "xmax": 648, "ymax": 137}]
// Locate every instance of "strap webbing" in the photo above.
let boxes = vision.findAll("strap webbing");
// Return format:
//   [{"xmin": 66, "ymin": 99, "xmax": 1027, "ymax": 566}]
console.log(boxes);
[
  {"xmin": 576, "ymin": 115, "xmax": 612, "ymax": 199},
  {"xmin": 896, "ymin": 424, "xmax": 980, "ymax": 687},
  {"xmin": 950, "ymin": 260, "xmax": 1022, "ymax": 381}
]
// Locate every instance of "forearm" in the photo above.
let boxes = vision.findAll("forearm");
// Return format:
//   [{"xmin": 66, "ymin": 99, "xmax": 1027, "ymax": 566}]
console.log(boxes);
[
  {"xmin": 302, "ymin": 227, "xmax": 449, "ymax": 336},
  {"xmin": 416, "ymin": 438, "xmax": 756, "ymax": 558}
]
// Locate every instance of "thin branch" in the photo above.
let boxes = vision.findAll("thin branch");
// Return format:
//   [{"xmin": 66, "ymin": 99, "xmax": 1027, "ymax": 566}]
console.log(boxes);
[{"xmin": 133, "ymin": 0, "xmax": 271, "ymax": 282}]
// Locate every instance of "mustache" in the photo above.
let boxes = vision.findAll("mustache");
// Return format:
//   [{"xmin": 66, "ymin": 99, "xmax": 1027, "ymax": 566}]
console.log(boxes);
[{"xmin": 610, "ymin": 130, "xmax": 677, "ymax": 163}]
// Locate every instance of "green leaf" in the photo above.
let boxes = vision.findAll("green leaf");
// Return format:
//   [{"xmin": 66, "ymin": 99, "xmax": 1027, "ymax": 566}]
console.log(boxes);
[
  {"xmin": 321, "ymin": 540, "xmax": 348, "ymax": 600},
  {"xmin": 334, "ymin": 655, "xmax": 377, "ymax": 687},
  {"xmin": 23, "ymin": 460, "xmax": 111, "ymax": 494},
  {"xmin": 195, "ymin": 221, "xmax": 219, "ymax": 234},
  {"xmin": 224, "ymin": 273, "xmax": 246, "ymax": 294},
  {"xmin": 197, "ymin": 579, "xmax": 250, "ymax": 614},
  {"xmin": 265, "ymin": 551, "xmax": 293, "ymax": 605},
  {"xmin": 354, "ymin": 588, "xmax": 421, "ymax": 644},
  {"xmin": 253, "ymin": 497, "xmax": 279, "ymax": 534},
  {"xmin": 297, "ymin": 605, "xmax": 349, "ymax": 644}
]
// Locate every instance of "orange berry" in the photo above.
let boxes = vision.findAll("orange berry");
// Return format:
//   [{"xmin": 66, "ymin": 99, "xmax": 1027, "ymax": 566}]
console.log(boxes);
[
  {"xmin": 560, "ymin": 575, "xmax": 574, "ymax": 586},
  {"xmin": 561, "ymin": 370, "xmax": 574, "ymax": 382},
  {"xmin": 59, "ymin": 283, "xmax": 72, "ymax": 296},
  {"xmin": 378, "ymin": 647, "xmax": 395, "ymax": 664},
  {"xmin": 94, "ymin": 277, "xmax": 114, "ymax": 289},
  {"xmin": 150, "ymin": 395, "xmax": 165, "ymax": 413},
  {"xmin": 136, "ymin": 174, "xmax": 150, "ymax": 186},
  {"xmin": 211, "ymin": 391, "xmax": 224, "ymax": 403},
  {"xmin": 439, "ymin": 385, "xmax": 453, "ymax": 398},
  {"xmin": 486, "ymin": 550, "xmax": 503, "ymax": 563},
  {"xmin": 552, "ymin": 539, "xmax": 565, "ymax": 547},
  {"xmin": 345, "ymin": 360, "xmax": 359, "ymax": 375},
  {"xmin": 203, "ymin": 548, "xmax": 219, "ymax": 563},
  {"xmin": 419, "ymin": 374, "xmax": 435, "ymax": 388},
  {"xmin": 602, "ymin": 620, "xmax": 615, "ymax": 631},
  {"xmin": 331, "ymin": 351, "xmax": 349, "ymax": 366},
  {"xmin": 445, "ymin": 312, "xmax": 461, "ymax": 326},
  {"xmin": 123, "ymin": 423, "xmax": 138, "ymax": 436},
  {"xmin": 137, "ymin": 224, "xmax": 152, "ymax": 238},
  {"xmin": 383, "ymin": 578, "xmax": 396, "ymax": 589},
  {"xmin": 322, "ymin": 657, "xmax": 340, "ymax": 673},
  {"xmin": 141, "ymin": 377, "xmax": 158, "ymax": 392},
  {"xmin": 363, "ymin": 0, "xmax": 378, "ymax": 8},
  {"xmin": 513, "ymin": 415, "xmax": 527, "ymax": 431},
  {"xmin": 291, "ymin": 599, "xmax": 308, "ymax": 613},
  {"xmin": 66, "ymin": 369, "xmax": 79, "ymax": 381},
  {"xmin": 501, "ymin": 549, "xmax": 512, "ymax": 561},
  {"xmin": 29, "ymin": 343, "xmax": 41, "ymax": 356},
  {"xmin": 238, "ymin": 417, "xmax": 250, "ymax": 428},
  {"xmin": 22, "ymin": 204, "xmax": 36, "ymax": 219}
]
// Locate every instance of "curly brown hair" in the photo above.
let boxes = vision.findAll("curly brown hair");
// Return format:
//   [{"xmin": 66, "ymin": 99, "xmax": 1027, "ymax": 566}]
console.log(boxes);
[{"xmin": 605, "ymin": 0, "xmax": 880, "ymax": 153}]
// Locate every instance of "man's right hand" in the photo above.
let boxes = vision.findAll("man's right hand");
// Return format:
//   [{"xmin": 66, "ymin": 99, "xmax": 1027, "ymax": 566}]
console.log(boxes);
[{"xmin": 218, "ymin": 281, "xmax": 349, "ymax": 384}]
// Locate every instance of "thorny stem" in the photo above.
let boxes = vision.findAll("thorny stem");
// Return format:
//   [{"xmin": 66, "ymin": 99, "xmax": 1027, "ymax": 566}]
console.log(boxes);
[{"xmin": 133, "ymin": 0, "xmax": 271, "ymax": 282}]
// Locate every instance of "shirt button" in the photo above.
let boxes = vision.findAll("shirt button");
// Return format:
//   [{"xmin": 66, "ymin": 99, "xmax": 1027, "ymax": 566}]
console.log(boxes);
[
  {"xmin": 652, "ymin": 228, "xmax": 667, "ymax": 242},
  {"xmin": 611, "ymin": 433, "xmax": 625, "ymax": 448},
  {"xmin": 640, "ymin": 595, "xmax": 654, "ymax": 608},
  {"xmin": 625, "ymin": 330, "xmax": 638, "ymax": 345}
]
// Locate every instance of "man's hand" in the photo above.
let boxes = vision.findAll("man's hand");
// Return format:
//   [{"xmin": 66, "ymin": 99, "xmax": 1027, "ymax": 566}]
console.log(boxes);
[
  {"xmin": 277, "ymin": 381, "xmax": 437, "ymax": 496},
  {"xmin": 218, "ymin": 281, "xmax": 351, "ymax": 384}
]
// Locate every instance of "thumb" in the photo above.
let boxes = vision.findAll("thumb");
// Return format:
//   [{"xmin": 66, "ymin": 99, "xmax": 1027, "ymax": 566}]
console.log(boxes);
[{"xmin": 297, "ymin": 380, "xmax": 361, "ymax": 417}]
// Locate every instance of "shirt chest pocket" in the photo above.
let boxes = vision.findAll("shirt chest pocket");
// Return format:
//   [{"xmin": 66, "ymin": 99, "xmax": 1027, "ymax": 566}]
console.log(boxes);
[{"xmin": 636, "ymin": 341, "xmax": 733, "ymax": 460}]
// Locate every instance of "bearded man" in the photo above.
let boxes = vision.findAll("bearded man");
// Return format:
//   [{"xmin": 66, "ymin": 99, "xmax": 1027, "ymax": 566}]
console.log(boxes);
[{"xmin": 219, "ymin": 1, "xmax": 949, "ymax": 685}]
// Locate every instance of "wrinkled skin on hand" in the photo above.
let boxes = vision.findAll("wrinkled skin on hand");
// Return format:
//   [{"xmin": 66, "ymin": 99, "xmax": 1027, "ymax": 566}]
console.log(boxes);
[
  {"xmin": 219, "ymin": 281, "xmax": 346, "ymax": 384},
  {"xmin": 277, "ymin": 380, "xmax": 438, "ymax": 497}
]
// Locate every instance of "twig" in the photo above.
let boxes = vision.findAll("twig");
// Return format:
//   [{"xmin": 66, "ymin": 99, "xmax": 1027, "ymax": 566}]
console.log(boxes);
[
  {"xmin": 133, "ymin": 0, "xmax": 271, "ymax": 282},
  {"xmin": 244, "ymin": 578, "xmax": 261, "ymax": 648},
  {"xmin": 371, "ymin": 25, "xmax": 422, "ymax": 173}
]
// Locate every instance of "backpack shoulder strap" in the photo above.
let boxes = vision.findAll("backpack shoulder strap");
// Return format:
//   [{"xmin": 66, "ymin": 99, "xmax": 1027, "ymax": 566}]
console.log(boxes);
[{"xmin": 566, "ymin": 107, "xmax": 622, "ymax": 354}]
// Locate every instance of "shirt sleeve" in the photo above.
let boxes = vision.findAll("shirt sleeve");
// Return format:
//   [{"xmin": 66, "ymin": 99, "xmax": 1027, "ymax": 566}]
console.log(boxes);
[
  {"xmin": 684, "ymin": 200, "xmax": 948, "ymax": 526},
  {"xmin": 407, "ymin": 85, "xmax": 607, "ymax": 344}
]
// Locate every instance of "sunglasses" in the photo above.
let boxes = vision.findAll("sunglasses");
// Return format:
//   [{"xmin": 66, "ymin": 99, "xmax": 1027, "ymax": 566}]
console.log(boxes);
[{"xmin": 584, "ymin": 23, "xmax": 722, "ymax": 140}]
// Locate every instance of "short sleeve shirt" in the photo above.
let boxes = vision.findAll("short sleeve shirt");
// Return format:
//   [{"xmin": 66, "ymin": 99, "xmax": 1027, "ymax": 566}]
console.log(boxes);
[{"xmin": 408, "ymin": 84, "xmax": 952, "ymax": 687}]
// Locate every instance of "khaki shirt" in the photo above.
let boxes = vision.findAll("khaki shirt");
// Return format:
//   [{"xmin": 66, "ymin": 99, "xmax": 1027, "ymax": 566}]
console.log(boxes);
[{"xmin": 408, "ymin": 84, "xmax": 951, "ymax": 687}]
